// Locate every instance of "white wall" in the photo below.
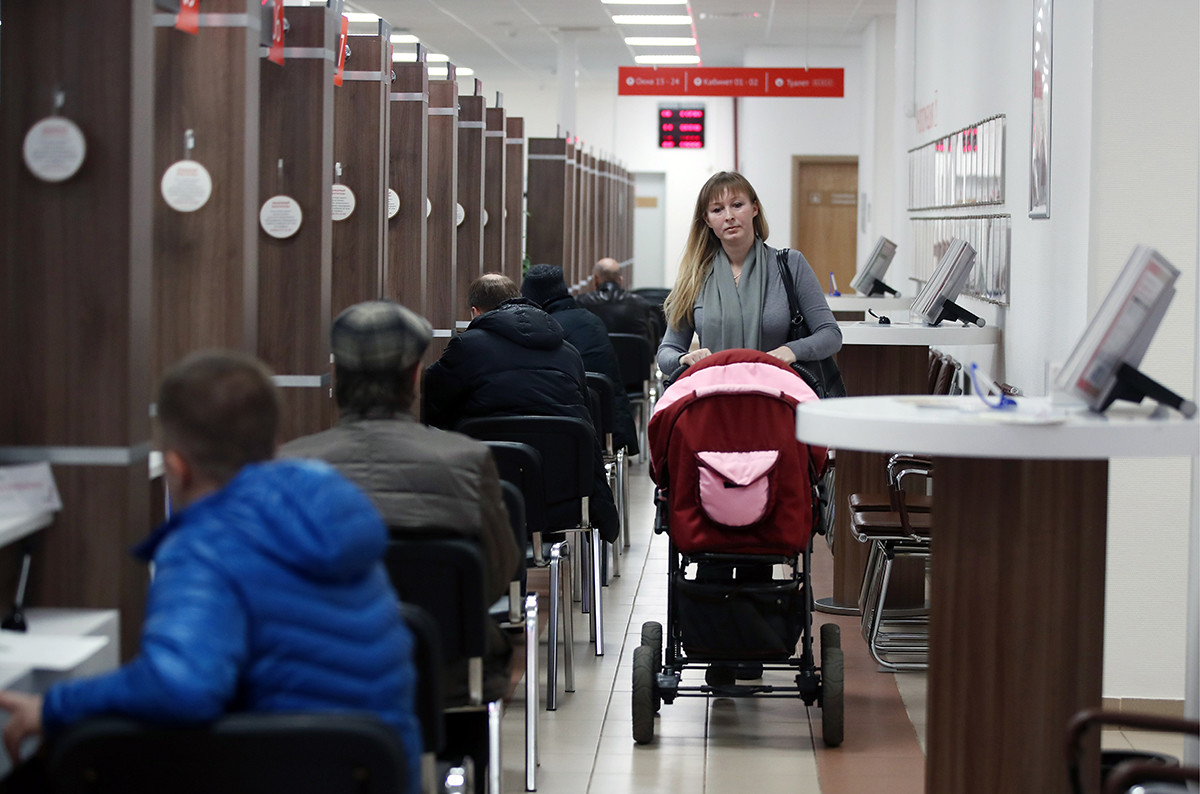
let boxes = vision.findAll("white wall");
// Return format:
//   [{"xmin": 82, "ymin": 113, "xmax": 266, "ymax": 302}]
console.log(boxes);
[{"xmin": 860, "ymin": 17, "xmax": 897, "ymax": 259}]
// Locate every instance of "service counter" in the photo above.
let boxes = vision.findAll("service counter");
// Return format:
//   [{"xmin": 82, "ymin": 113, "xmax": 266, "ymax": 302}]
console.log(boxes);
[
  {"xmin": 826, "ymin": 294, "xmax": 913, "ymax": 322},
  {"xmin": 796, "ymin": 395, "xmax": 1197, "ymax": 794}
]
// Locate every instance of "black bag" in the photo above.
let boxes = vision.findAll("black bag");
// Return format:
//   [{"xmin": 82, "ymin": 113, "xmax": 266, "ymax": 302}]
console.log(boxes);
[
  {"xmin": 673, "ymin": 575, "xmax": 804, "ymax": 660},
  {"xmin": 775, "ymin": 248, "xmax": 848, "ymax": 399}
]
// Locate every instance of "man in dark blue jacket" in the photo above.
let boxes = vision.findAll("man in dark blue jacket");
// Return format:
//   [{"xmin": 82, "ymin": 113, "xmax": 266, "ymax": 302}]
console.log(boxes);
[
  {"xmin": 0, "ymin": 351, "xmax": 421, "ymax": 792},
  {"xmin": 423, "ymin": 273, "xmax": 619, "ymax": 543}
]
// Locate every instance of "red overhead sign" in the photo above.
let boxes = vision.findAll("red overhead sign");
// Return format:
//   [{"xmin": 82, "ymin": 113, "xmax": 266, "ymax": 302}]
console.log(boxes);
[{"xmin": 618, "ymin": 67, "xmax": 844, "ymax": 98}]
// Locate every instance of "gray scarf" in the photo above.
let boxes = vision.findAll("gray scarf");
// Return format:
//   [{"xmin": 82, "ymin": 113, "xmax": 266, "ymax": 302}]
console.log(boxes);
[{"xmin": 699, "ymin": 237, "xmax": 768, "ymax": 353}]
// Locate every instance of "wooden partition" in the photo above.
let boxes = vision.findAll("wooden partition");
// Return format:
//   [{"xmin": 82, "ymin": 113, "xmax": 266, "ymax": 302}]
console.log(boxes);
[
  {"xmin": 596, "ymin": 159, "xmax": 612, "ymax": 269},
  {"xmin": 504, "ymin": 117, "xmax": 526, "ymax": 284},
  {"xmin": 331, "ymin": 21, "xmax": 391, "ymax": 318},
  {"xmin": 425, "ymin": 75, "xmax": 459, "ymax": 357},
  {"xmin": 483, "ymin": 103, "xmax": 507, "ymax": 275},
  {"xmin": 257, "ymin": 3, "xmax": 339, "ymax": 443},
  {"xmin": 526, "ymin": 137, "xmax": 574, "ymax": 270},
  {"xmin": 455, "ymin": 85, "xmax": 486, "ymax": 328},
  {"xmin": 386, "ymin": 62, "xmax": 429, "ymax": 315},
  {"xmin": 152, "ymin": 0, "xmax": 260, "ymax": 383},
  {"xmin": 0, "ymin": 1, "xmax": 155, "ymax": 658}
]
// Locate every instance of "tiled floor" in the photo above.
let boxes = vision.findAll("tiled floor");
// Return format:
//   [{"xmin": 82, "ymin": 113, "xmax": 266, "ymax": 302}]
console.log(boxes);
[{"xmin": 498, "ymin": 460, "xmax": 1188, "ymax": 793}]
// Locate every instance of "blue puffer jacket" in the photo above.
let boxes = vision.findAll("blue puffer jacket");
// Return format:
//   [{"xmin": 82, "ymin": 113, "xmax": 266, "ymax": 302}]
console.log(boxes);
[{"xmin": 42, "ymin": 460, "xmax": 421, "ymax": 792}]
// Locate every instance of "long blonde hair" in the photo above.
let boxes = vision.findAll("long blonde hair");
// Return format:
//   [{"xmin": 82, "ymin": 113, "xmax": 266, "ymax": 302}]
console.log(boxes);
[{"xmin": 663, "ymin": 172, "xmax": 770, "ymax": 330}]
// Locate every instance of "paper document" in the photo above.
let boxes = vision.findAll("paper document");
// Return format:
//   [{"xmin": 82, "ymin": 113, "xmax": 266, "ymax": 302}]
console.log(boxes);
[
  {"xmin": 0, "ymin": 632, "xmax": 109, "ymax": 672},
  {"xmin": 0, "ymin": 464, "xmax": 62, "ymax": 516}
]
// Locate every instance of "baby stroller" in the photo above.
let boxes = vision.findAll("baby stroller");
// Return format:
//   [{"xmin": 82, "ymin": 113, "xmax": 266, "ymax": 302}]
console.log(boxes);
[{"xmin": 632, "ymin": 348, "xmax": 844, "ymax": 747}]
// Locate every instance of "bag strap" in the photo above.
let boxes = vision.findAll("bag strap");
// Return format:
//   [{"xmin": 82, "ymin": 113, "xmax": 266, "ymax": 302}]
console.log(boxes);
[{"xmin": 775, "ymin": 248, "xmax": 809, "ymax": 337}]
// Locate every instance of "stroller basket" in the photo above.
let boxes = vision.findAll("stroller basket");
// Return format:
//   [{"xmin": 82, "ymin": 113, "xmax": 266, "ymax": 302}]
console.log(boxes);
[{"xmin": 674, "ymin": 575, "xmax": 803, "ymax": 660}]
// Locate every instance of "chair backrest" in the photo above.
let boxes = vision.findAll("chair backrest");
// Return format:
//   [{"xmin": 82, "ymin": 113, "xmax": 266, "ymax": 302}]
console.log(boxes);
[
  {"xmin": 383, "ymin": 536, "xmax": 488, "ymax": 665},
  {"xmin": 48, "ymin": 712, "xmax": 410, "ymax": 794},
  {"xmin": 397, "ymin": 601, "xmax": 446, "ymax": 758},
  {"xmin": 608, "ymin": 332, "xmax": 653, "ymax": 392},
  {"xmin": 457, "ymin": 416, "xmax": 594, "ymax": 526},
  {"xmin": 584, "ymin": 371, "xmax": 617, "ymax": 453},
  {"xmin": 483, "ymin": 440, "xmax": 546, "ymax": 538}
]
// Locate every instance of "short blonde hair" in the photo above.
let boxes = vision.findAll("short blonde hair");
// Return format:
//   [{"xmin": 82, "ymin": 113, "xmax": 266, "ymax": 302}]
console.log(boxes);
[{"xmin": 663, "ymin": 172, "xmax": 769, "ymax": 330}]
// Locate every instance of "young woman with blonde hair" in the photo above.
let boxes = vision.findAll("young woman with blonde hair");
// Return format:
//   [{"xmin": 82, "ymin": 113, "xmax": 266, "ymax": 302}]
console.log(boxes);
[{"xmin": 657, "ymin": 171, "xmax": 842, "ymax": 378}]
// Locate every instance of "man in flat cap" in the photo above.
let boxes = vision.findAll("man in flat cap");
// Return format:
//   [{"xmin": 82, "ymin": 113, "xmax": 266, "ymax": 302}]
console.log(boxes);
[{"xmin": 280, "ymin": 300, "xmax": 519, "ymax": 709}]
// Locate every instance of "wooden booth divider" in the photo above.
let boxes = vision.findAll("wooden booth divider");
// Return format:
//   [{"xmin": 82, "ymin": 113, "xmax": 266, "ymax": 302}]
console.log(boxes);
[
  {"xmin": 386, "ymin": 61, "xmax": 430, "ymax": 316},
  {"xmin": 503, "ymin": 118, "xmax": 526, "ymax": 285},
  {"xmin": 454, "ymin": 82, "xmax": 487, "ymax": 330},
  {"xmin": 483, "ymin": 101, "xmax": 507, "ymax": 277},
  {"xmin": 525, "ymin": 137, "xmax": 575, "ymax": 274},
  {"xmin": 331, "ymin": 19, "xmax": 391, "ymax": 319},
  {"xmin": 425, "ymin": 69, "xmax": 459, "ymax": 360},
  {"xmin": 257, "ymin": 3, "xmax": 341, "ymax": 444}
]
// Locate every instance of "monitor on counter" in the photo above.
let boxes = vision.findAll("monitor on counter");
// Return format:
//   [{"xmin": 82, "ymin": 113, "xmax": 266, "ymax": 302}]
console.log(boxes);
[
  {"xmin": 908, "ymin": 238, "xmax": 984, "ymax": 327},
  {"xmin": 850, "ymin": 237, "xmax": 899, "ymax": 297},
  {"xmin": 1054, "ymin": 245, "xmax": 1194, "ymax": 416}
]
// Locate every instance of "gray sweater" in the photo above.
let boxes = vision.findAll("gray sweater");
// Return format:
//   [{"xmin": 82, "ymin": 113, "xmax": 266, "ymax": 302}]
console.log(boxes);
[{"xmin": 657, "ymin": 246, "xmax": 842, "ymax": 375}]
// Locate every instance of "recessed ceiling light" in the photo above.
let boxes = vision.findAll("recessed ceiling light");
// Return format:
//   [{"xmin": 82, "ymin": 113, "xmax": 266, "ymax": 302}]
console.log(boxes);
[
  {"xmin": 624, "ymin": 36, "xmax": 696, "ymax": 46},
  {"xmin": 635, "ymin": 54, "xmax": 701, "ymax": 64},
  {"xmin": 611, "ymin": 15, "xmax": 693, "ymax": 25},
  {"xmin": 604, "ymin": 0, "xmax": 687, "ymax": 3},
  {"xmin": 392, "ymin": 52, "xmax": 418, "ymax": 62},
  {"xmin": 426, "ymin": 53, "xmax": 450, "ymax": 62},
  {"xmin": 343, "ymin": 12, "xmax": 380, "ymax": 22},
  {"xmin": 390, "ymin": 33, "xmax": 419, "ymax": 44},
  {"xmin": 456, "ymin": 68, "xmax": 475, "ymax": 76}
]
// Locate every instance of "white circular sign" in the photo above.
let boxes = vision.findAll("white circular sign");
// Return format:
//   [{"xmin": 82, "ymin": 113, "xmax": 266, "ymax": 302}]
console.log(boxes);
[
  {"xmin": 160, "ymin": 159, "xmax": 212, "ymax": 212},
  {"xmin": 259, "ymin": 195, "xmax": 303, "ymax": 239},
  {"xmin": 482, "ymin": 209, "xmax": 490, "ymax": 227},
  {"xmin": 455, "ymin": 203, "xmax": 466, "ymax": 227},
  {"xmin": 23, "ymin": 117, "xmax": 87, "ymax": 182},
  {"xmin": 332, "ymin": 183, "xmax": 356, "ymax": 221},
  {"xmin": 426, "ymin": 198, "xmax": 432, "ymax": 219},
  {"xmin": 387, "ymin": 188, "xmax": 400, "ymax": 219}
]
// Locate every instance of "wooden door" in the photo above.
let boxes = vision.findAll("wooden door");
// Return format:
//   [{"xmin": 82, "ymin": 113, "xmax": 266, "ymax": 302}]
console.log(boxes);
[{"xmin": 792, "ymin": 159, "xmax": 857, "ymax": 295}]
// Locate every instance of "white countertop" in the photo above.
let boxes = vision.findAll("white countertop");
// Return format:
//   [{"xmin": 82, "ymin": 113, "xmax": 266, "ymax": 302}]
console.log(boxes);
[
  {"xmin": 826, "ymin": 295, "xmax": 914, "ymax": 312},
  {"xmin": 0, "ymin": 511, "xmax": 52, "ymax": 550},
  {"xmin": 839, "ymin": 320, "xmax": 1001, "ymax": 347},
  {"xmin": 796, "ymin": 395, "xmax": 1198, "ymax": 459}
]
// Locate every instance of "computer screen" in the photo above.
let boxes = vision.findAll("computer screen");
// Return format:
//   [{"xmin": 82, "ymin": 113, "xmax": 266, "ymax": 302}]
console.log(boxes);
[
  {"xmin": 850, "ymin": 237, "xmax": 899, "ymax": 296},
  {"xmin": 908, "ymin": 238, "xmax": 984, "ymax": 327},
  {"xmin": 1054, "ymin": 245, "xmax": 1193, "ymax": 415}
]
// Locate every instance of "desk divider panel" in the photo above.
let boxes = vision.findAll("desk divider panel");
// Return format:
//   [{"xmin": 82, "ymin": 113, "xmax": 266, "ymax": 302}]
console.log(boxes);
[
  {"xmin": 425, "ymin": 78, "xmax": 459, "ymax": 360},
  {"xmin": 331, "ymin": 22, "xmax": 390, "ymax": 318},
  {"xmin": 0, "ymin": 1, "xmax": 155, "ymax": 659},
  {"xmin": 596, "ymin": 159, "xmax": 611, "ymax": 272},
  {"xmin": 386, "ymin": 62, "xmax": 429, "ymax": 315},
  {"xmin": 152, "ymin": 0, "xmax": 260, "ymax": 384},
  {"xmin": 577, "ymin": 151, "xmax": 594, "ymax": 287},
  {"xmin": 526, "ymin": 137, "xmax": 574, "ymax": 272},
  {"xmin": 483, "ymin": 105, "xmax": 507, "ymax": 275},
  {"xmin": 455, "ymin": 90, "xmax": 486, "ymax": 329},
  {"xmin": 257, "ymin": 3, "xmax": 339, "ymax": 443},
  {"xmin": 503, "ymin": 118, "xmax": 526, "ymax": 285}
]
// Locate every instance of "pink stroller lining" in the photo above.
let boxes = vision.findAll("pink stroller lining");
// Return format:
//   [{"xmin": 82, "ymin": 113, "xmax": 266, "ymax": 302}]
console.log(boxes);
[{"xmin": 696, "ymin": 449, "xmax": 780, "ymax": 528}]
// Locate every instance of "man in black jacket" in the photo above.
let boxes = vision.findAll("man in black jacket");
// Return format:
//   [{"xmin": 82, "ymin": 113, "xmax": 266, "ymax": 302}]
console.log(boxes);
[
  {"xmin": 576, "ymin": 257, "xmax": 661, "ymax": 346},
  {"xmin": 521, "ymin": 264, "xmax": 639, "ymax": 456},
  {"xmin": 423, "ymin": 273, "xmax": 619, "ymax": 543}
]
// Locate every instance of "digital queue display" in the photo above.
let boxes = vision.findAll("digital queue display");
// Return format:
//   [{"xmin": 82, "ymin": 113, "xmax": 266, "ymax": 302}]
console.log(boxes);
[{"xmin": 658, "ymin": 106, "xmax": 705, "ymax": 149}]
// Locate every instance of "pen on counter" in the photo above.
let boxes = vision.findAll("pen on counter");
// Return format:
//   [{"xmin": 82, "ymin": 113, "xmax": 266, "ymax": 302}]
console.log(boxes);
[{"xmin": 828, "ymin": 272, "xmax": 840, "ymax": 296}]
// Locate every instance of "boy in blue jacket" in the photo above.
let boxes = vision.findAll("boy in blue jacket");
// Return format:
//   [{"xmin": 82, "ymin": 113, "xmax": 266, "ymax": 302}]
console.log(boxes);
[{"xmin": 0, "ymin": 351, "xmax": 421, "ymax": 791}]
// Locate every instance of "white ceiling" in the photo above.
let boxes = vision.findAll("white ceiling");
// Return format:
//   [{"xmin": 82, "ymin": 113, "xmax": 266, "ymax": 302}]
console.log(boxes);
[{"xmin": 344, "ymin": 0, "xmax": 896, "ymax": 83}]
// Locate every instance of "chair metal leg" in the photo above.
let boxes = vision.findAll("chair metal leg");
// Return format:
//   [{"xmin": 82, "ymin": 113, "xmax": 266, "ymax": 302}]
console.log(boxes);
[
  {"xmin": 547, "ymin": 542, "xmax": 563, "ymax": 711},
  {"xmin": 487, "ymin": 700, "xmax": 503, "ymax": 794},
  {"xmin": 561, "ymin": 543, "xmax": 575, "ymax": 694},
  {"xmin": 590, "ymin": 528, "xmax": 604, "ymax": 656},
  {"xmin": 580, "ymin": 535, "xmax": 592, "ymax": 615},
  {"xmin": 523, "ymin": 593, "xmax": 538, "ymax": 791},
  {"xmin": 619, "ymin": 452, "xmax": 631, "ymax": 549}
]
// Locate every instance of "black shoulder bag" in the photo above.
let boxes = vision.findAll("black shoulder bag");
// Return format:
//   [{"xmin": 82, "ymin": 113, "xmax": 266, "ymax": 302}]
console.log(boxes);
[{"xmin": 775, "ymin": 248, "xmax": 847, "ymax": 399}]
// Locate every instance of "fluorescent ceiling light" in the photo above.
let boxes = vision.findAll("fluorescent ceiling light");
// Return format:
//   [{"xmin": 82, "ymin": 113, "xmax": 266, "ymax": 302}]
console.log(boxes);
[
  {"xmin": 611, "ymin": 15, "xmax": 693, "ymax": 25},
  {"xmin": 456, "ymin": 68, "xmax": 475, "ymax": 76},
  {"xmin": 392, "ymin": 52, "xmax": 418, "ymax": 62},
  {"xmin": 635, "ymin": 54, "xmax": 701, "ymax": 64},
  {"xmin": 426, "ymin": 53, "xmax": 450, "ymax": 62},
  {"xmin": 390, "ymin": 33, "xmax": 419, "ymax": 44},
  {"xmin": 343, "ymin": 12, "xmax": 380, "ymax": 22},
  {"xmin": 624, "ymin": 36, "xmax": 696, "ymax": 46},
  {"xmin": 604, "ymin": 0, "xmax": 687, "ymax": 3}
]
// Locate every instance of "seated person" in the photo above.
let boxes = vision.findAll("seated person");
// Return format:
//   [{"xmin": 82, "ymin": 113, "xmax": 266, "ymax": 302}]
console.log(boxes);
[
  {"xmin": 0, "ymin": 351, "xmax": 421, "ymax": 793},
  {"xmin": 279, "ymin": 300, "xmax": 520, "ymax": 707},
  {"xmin": 520, "ymin": 264, "xmax": 640, "ymax": 456},
  {"xmin": 423, "ymin": 273, "xmax": 619, "ymax": 544},
  {"xmin": 576, "ymin": 256, "xmax": 661, "ymax": 346}
]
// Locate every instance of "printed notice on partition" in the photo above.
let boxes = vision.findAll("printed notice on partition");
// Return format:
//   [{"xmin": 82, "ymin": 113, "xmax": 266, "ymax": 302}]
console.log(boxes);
[
  {"xmin": 260, "ymin": 195, "xmax": 303, "ymax": 239},
  {"xmin": 0, "ymin": 463, "xmax": 62, "ymax": 516}
]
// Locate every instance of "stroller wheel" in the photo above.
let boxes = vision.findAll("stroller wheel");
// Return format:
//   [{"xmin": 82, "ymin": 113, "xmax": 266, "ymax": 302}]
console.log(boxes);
[
  {"xmin": 820, "ymin": 623, "xmax": 845, "ymax": 747},
  {"xmin": 640, "ymin": 621, "xmax": 663, "ymax": 669},
  {"xmin": 632, "ymin": 645, "xmax": 657, "ymax": 745}
]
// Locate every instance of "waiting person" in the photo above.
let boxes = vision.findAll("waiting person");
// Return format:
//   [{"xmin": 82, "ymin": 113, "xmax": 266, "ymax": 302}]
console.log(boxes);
[
  {"xmin": 657, "ymin": 171, "xmax": 841, "ymax": 379},
  {"xmin": 576, "ymin": 257, "xmax": 660, "ymax": 345},
  {"xmin": 279, "ymin": 300, "xmax": 520, "ymax": 707},
  {"xmin": 0, "ymin": 351, "xmax": 421, "ymax": 792},
  {"xmin": 520, "ymin": 264, "xmax": 639, "ymax": 456},
  {"xmin": 423, "ymin": 273, "xmax": 619, "ymax": 544}
]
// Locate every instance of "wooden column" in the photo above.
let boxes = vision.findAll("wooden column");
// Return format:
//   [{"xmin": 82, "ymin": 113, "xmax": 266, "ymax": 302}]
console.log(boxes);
[
  {"xmin": 483, "ymin": 102, "xmax": 507, "ymax": 276},
  {"xmin": 426, "ymin": 74, "xmax": 459, "ymax": 357},
  {"xmin": 385, "ymin": 61, "xmax": 429, "ymax": 315},
  {"xmin": 0, "ymin": 0, "xmax": 155, "ymax": 659},
  {"xmin": 526, "ymin": 137, "xmax": 572, "ymax": 270},
  {"xmin": 455, "ymin": 84, "xmax": 486, "ymax": 329},
  {"xmin": 152, "ymin": 0, "xmax": 260, "ymax": 383},
  {"xmin": 257, "ymin": 3, "xmax": 339, "ymax": 443},
  {"xmin": 331, "ymin": 21, "xmax": 390, "ymax": 317},
  {"xmin": 503, "ymin": 117, "xmax": 526, "ymax": 284}
]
